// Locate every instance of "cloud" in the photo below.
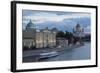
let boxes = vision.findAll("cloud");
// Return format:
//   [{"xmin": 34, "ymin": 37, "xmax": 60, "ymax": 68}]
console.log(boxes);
[
  {"xmin": 22, "ymin": 11, "xmax": 91, "ymax": 32},
  {"xmin": 23, "ymin": 12, "xmax": 90, "ymax": 24}
]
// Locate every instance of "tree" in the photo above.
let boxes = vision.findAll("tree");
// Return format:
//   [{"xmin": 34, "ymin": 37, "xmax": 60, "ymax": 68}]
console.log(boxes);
[
  {"xmin": 65, "ymin": 31, "xmax": 73, "ymax": 39},
  {"xmin": 56, "ymin": 31, "xmax": 65, "ymax": 38}
]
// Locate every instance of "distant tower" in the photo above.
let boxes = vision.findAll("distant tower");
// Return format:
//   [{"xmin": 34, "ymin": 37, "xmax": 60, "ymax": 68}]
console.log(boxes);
[{"xmin": 82, "ymin": 28, "xmax": 84, "ymax": 32}]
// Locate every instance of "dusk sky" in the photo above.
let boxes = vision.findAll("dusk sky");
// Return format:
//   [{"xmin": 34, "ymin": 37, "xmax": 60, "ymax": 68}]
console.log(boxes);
[{"xmin": 22, "ymin": 10, "xmax": 91, "ymax": 33}]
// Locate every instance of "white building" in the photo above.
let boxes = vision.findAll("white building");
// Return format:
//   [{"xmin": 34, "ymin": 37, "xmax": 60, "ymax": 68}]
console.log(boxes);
[
  {"xmin": 23, "ymin": 20, "xmax": 57, "ymax": 50},
  {"xmin": 73, "ymin": 23, "xmax": 85, "ymax": 38}
]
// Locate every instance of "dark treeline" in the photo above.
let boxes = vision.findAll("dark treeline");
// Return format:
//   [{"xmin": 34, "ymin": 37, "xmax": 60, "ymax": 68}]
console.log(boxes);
[
  {"xmin": 56, "ymin": 31, "xmax": 78, "ymax": 45},
  {"xmin": 56, "ymin": 30, "xmax": 91, "ymax": 45},
  {"xmin": 56, "ymin": 31, "xmax": 73, "ymax": 39},
  {"xmin": 82, "ymin": 34, "xmax": 91, "ymax": 41}
]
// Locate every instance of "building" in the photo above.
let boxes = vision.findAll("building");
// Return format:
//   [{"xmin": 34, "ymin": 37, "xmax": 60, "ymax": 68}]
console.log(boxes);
[
  {"xmin": 23, "ymin": 20, "xmax": 57, "ymax": 50},
  {"xmin": 73, "ymin": 23, "xmax": 84, "ymax": 38},
  {"xmin": 72, "ymin": 23, "xmax": 85, "ymax": 44},
  {"xmin": 56, "ymin": 38, "xmax": 68, "ymax": 47}
]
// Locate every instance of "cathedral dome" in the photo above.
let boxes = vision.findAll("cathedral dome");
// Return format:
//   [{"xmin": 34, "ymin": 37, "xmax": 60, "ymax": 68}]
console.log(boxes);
[
  {"xmin": 26, "ymin": 20, "xmax": 35, "ymax": 30},
  {"xmin": 76, "ymin": 23, "xmax": 80, "ymax": 28}
]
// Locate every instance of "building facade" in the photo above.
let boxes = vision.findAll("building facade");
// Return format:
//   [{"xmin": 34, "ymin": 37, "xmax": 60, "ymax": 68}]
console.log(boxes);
[
  {"xmin": 23, "ymin": 20, "xmax": 57, "ymax": 50},
  {"xmin": 72, "ymin": 23, "xmax": 85, "ymax": 45},
  {"xmin": 73, "ymin": 23, "xmax": 84, "ymax": 38}
]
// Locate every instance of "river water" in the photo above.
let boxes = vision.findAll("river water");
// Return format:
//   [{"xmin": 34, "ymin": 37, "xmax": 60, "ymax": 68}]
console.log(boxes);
[{"xmin": 39, "ymin": 42, "xmax": 91, "ymax": 62}]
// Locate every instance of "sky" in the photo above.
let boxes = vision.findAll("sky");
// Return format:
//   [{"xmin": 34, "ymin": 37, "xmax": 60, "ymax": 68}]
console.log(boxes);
[{"xmin": 22, "ymin": 10, "xmax": 91, "ymax": 33}]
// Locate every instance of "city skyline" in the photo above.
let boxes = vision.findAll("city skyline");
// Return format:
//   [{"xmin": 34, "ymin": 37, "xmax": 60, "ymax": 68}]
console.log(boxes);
[{"xmin": 22, "ymin": 10, "xmax": 91, "ymax": 34}]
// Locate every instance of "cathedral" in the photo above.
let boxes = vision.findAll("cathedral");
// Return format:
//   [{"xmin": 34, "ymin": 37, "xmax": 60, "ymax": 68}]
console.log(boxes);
[
  {"xmin": 72, "ymin": 23, "xmax": 85, "ymax": 44},
  {"xmin": 23, "ymin": 20, "xmax": 57, "ymax": 50},
  {"xmin": 73, "ymin": 23, "xmax": 85, "ymax": 38}
]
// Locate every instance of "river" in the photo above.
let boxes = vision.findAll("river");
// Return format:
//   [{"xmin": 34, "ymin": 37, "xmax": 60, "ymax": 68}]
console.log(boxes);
[{"xmin": 39, "ymin": 42, "xmax": 91, "ymax": 62}]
